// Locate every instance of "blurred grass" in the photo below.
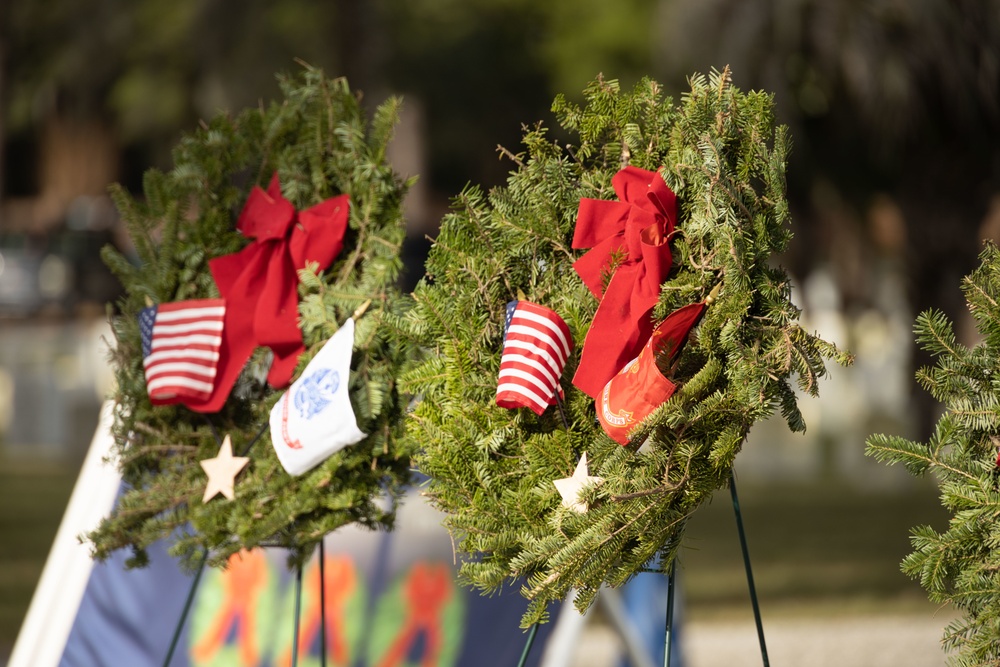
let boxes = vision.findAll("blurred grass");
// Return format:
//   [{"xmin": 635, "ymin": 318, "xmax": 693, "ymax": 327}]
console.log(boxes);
[
  {"xmin": 0, "ymin": 456, "xmax": 78, "ymax": 656},
  {"xmin": 680, "ymin": 479, "xmax": 951, "ymax": 621}
]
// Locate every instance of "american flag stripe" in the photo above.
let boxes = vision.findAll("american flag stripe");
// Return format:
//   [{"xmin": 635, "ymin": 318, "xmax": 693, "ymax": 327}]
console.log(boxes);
[
  {"xmin": 150, "ymin": 320, "xmax": 224, "ymax": 335},
  {"xmin": 154, "ymin": 306, "xmax": 225, "ymax": 322},
  {"xmin": 149, "ymin": 333, "xmax": 224, "ymax": 349},
  {"xmin": 499, "ymin": 351, "xmax": 559, "ymax": 388},
  {"xmin": 499, "ymin": 366, "xmax": 555, "ymax": 397},
  {"xmin": 508, "ymin": 308, "xmax": 572, "ymax": 355},
  {"xmin": 500, "ymin": 341, "xmax": 562, "ymax": 385},
  {"xmin": 505, "ymin": 324, "xmax": 568, "ymax": 367},
  {"xmin": 496, "ymin": 381, "xmax": 549, "ymax": 414},
  {"xmin": 496, "ymin": 300, "xmax": 574, "ymax": 415},
  {"xmin": 143, "ymin": 348, "xmax": 220, "ymax": 366},
  {"xmin": 145, "ymin": 361, "xmax": 219, "ymax": 379},
  {"xmin": 147, "ymin": 375, "xmax": 215, "ymax": 395},
  {"xmin": 141, "ymin": 299, "xmax": 225, "ymax": 404}
]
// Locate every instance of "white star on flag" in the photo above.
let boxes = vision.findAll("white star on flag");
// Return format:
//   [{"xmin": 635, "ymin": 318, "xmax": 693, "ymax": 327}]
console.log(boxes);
[
  {"xmin": 553, "ymin": 452, "xmax": 604, "ymax": 513},
  {"xmin": 200, "ymin": 435, "xmax": 249, "ymax": 502}
]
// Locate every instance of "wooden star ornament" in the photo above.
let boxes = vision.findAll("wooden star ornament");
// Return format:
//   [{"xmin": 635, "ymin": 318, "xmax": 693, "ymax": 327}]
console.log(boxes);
[
  {"xmin": 553, "ymin": 452, "xmax": 604, "ymax": 513},
  {"xmin": 200, "ymin": 435, "xmax": 249, "ymax": 503}
]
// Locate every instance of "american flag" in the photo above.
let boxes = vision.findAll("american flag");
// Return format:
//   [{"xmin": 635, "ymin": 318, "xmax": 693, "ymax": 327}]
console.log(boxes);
[
  {"xmin": 496, "ymin": 300, "xmax": 574, "ymax": 415},
  {"xmin": 139, "ymin": 299, "xmax": 226, "ymax": 404}
]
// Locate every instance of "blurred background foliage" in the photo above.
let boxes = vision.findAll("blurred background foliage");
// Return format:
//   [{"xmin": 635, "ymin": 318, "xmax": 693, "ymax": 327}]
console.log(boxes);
[{"xmin": 4, "ymin": 0, "xmax": 999, "ymax": 327}]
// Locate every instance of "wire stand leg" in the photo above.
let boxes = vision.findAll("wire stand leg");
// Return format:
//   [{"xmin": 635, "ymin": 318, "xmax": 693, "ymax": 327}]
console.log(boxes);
[
  {"xmin": 516, "ymin": 623, "xmax": 540, "ymax": 667},
  {"xmin": 162, "ymin": 548, "xmax": 209, "ymax": 667},
  {"xmin": 663, "ymin": 562, "xmax": 676, "ymax": 667},
  {"xmin": 319, "ymin": 541, "xmax": 327, "ymax": 667},
  {"xmin": 291, "ymin": 564, "xmax": 304, "ymax": 667},
  {"xmin": 729, "ymin": 471, "xmax": 769, "ymax": 666}
]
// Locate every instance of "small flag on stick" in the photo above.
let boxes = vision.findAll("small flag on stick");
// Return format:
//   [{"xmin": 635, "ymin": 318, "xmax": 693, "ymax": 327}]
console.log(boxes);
[
  {"xmin": 496, "ymin": 300, "xmax": 574, "ymax": 415},
  {"xmin": 269, "ymin": 318, "xmax": 366, "ymax": 476},
  {"xmin": 139, "ymin": 299, "xmax": 226, "ymax": 405}
]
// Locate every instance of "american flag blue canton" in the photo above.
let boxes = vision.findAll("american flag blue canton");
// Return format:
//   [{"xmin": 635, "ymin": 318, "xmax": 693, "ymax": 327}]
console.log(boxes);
[
  {"xmin": 503, "ymin": 300, "xmax": 518, "ymax": 342},
  {"xmin": 139, "ymin": 305, "xmax": 157, "ymax": 358}
]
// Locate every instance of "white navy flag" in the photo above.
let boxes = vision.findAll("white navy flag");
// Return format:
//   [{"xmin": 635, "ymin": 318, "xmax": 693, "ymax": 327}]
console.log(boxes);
[{"xmin": 269, "ymin": 318, "xmax": 366, "ymax": 476}]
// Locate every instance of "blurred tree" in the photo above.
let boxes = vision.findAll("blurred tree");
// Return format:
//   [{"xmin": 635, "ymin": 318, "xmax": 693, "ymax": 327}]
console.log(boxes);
[
  {"xmin": 377, "ymin": 0, "xmax": 668, "ymax": 192},
  {"xmin": 654, "ymin": 0, "xmax": 1000, "ymax": 434},
  {"xmin": 3, "ymin": 0, "xmax": 350, "ymax": 172},
  {"xmin": 655, "ymin": 0, "xmax": 1000, "ymax": 315},
  {"xmin": 5, "ymin": 0, "xmax": 998, "ymax": 431}
]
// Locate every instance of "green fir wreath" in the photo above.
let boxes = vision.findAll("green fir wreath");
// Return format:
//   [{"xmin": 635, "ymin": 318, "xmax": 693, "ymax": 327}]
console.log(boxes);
[
  {"xmin": 88, "ymin": 66, "xmax": 416, "ymax": 570},
  {"xmin": 400, "ymin": 68, "xmax": 852, "ymax": 624}
]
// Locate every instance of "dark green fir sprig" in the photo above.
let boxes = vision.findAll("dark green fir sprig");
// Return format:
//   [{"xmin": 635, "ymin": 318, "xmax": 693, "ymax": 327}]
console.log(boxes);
[
  {"xmin": 868, "ymin": 242, "xmax": 1000, "ymax": 666},
  {"xmin": 89, "ymin": 66, "xmax": 416, "ymax": 570},
  {"xmin": 399, "ymin": 69, "xmax": 851, "ymax": 625}
]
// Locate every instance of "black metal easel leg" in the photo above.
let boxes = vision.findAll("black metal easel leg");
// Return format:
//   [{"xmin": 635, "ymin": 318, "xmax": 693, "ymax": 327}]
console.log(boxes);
[
  {"xmin": 729, "ymin": 471, "xmax": 770, "ymax": 666},
  {"xmin": 161, "ymin": 548, "xmax": 209, "ymax": 667},
  {"xmin": 663, "ymin": 562, "xmax": 676, "ymax": 667}
]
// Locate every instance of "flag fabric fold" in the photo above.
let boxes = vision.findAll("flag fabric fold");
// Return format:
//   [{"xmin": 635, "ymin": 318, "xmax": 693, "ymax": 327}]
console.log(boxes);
[
  {"xmin": 140, "ymin": 299, "xmax": 226, "ymax": 405},
  {"xmin": 496, "ymin": 300, "xmax": 574, "ymax": 415}
]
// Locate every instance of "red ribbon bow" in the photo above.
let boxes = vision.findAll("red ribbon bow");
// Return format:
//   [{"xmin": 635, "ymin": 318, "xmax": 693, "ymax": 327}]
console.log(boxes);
[
  {"xmin": 185, "ymin": 173, "xmax": 350, "ymax": 413},
  {"xmin": 571, "ymin": 166, "xmax": 677, "ymax": 399}
]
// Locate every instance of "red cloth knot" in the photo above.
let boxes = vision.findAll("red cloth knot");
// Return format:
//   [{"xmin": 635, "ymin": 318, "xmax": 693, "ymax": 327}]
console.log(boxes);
[{"xmin": 571, "ymin": 166, "xmax": 677, "ymax": 398}]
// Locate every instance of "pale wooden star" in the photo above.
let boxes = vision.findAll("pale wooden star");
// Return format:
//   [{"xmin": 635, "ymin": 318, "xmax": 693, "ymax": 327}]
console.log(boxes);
[
  {"xmin": 553, "ymin": 452, "xmax": 604, "ymax": 513},
  {"xmin": 200, "ymin": 435, "xmax": 249, "ymax": 503}
]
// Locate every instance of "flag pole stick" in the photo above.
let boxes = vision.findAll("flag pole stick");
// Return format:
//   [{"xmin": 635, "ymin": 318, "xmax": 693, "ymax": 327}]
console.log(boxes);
[{"xmin": 554, "ymin": 392, "xmax": 571, "ymax": 431}]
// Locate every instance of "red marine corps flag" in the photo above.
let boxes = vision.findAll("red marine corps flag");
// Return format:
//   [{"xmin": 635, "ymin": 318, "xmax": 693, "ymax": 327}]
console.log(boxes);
[
  {"xmin": 496, "ymin": 300, "xmax": 574, "ymax": 415},
  {"xmin": 597, "ymin": 301, "xmax": 707, "ymax": 445}
]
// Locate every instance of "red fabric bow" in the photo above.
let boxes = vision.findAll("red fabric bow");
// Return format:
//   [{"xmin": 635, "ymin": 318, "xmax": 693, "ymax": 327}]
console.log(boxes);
[
  {"xmin": 185, "ymin": 173, "xmax": 350, "ymax": 413},
  {"xmin": 571, "ymin": 166, "xmax": 677, "ymax": 398}
]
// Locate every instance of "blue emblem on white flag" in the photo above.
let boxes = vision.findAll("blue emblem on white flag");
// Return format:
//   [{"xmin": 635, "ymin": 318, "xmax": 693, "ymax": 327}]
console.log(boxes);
[
  {"xmin": 269, "ymin": 318, "xmax": 366, "ymax": 476},
  {"xmin": 294, "ymin": 369, "xmax": 341, "ymax": 419}
]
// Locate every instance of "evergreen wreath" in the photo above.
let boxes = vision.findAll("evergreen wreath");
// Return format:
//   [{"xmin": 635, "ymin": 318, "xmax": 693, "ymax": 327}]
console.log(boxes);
[
  {"xmin": 89, "ymin": 66, "xmax": 415, "ymax": 570},
  {"xmin": 868, "ymin": 242, "xmax": 1000, "ymax": 666},
  {"xmin": 401, "ymin": 69, "xmax": 851, "ymax": 624}
]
